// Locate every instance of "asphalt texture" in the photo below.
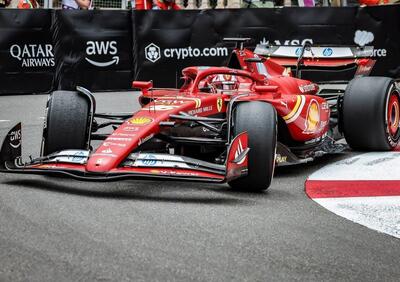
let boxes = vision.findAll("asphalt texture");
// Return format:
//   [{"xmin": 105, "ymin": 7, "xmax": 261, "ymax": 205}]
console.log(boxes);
[{"xmin": 0, "ymin": 92, "xmax": 399, "ymax": 282}]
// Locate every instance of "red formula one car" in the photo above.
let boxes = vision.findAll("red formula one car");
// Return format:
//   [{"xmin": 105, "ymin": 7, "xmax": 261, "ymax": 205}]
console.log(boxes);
[{"xmin": 1, "ymin": 38, "xmax": 399, "ymax": 191}]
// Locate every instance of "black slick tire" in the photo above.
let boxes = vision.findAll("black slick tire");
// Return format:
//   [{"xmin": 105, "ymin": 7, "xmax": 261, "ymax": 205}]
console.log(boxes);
[
  {"xmin": 228, "ymin": 101, "xmax": 277, "ymax": 191},
  {"xmin": 42, "ymin": 90, "xmax": 90, "ymax": 156},
  {"xmin": 342, "ymin": 77, "xmax": 400, "ymax": 151}
]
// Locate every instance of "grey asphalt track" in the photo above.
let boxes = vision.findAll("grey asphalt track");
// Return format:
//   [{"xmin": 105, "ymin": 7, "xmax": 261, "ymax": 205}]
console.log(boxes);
[{"xmin": 0, "ymin": 92, "xmax": 399, "ymax": 282}]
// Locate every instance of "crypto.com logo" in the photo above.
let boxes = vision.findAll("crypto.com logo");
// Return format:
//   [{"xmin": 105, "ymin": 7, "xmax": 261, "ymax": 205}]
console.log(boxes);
[
  {"xmin": 144, "ymin": 43, "xmax": 228, "ymax": 63},
  {"xmin": 145, "ymin": 43, "xmax": 161, "ymax": 63}
]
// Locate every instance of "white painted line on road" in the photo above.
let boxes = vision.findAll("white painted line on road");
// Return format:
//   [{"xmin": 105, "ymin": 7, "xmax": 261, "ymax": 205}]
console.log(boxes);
[
  {"xmin": 308, "ymin": 152, "xmax": 400, "ymax": 180},
  {"xmin": 314, "ymin": 196, "xmax": 400, "ymax": 239},
  {"xmin": 305, "ymin": 152, "xmax": 400, "ymax": 239},
  {"xmin": 0, "ymin": 120, "xmax": 10, "ymax": 122}
]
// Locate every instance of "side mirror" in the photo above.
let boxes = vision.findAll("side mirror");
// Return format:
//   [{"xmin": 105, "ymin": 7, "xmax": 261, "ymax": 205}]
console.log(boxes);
[
  {"xmin": 199, "ymin": 86, "xmax": 214, "ymax": 93},
  {"xmin": 254, "ymin": 85, "xmax": 280, "ymax": 98},
  {"xmin": 132, "ymin": 81, "xmax": 153, "ymax": 95},
  {"xmin": 244, "ymin": 57, "xmax": 266, "ymax": 63}
]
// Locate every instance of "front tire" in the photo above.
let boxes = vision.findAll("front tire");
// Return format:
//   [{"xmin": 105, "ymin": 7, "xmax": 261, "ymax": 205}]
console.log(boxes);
[
  {"xmin": 228, "ymin": 101, "xmax": 277, "ymax": 191},
  {"xmin": 342, "ymin": 77, "xmax": 400, "ymax": 150},
  {"xmin": 42, "ymin": 90, "xmax": 90, "ymax": 156}
]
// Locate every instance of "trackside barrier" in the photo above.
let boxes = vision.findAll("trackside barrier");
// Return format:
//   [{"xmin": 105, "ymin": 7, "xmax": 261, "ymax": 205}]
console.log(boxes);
[
  {"xmin": 53, "ymin": 10, "xmax": 132, "ymax": 91},
  {"xmin": 0, "ymin": 6, "xmax": 399, "ymax": 94},
  {"xmin": 0, "ymin": 10, "xmax": 54, "ymax": 94}
]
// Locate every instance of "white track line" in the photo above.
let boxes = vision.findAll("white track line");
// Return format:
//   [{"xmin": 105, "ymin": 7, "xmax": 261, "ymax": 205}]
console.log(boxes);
[
  {"xmin": 314, "ymin": 196, "xmax": 400, "ymax": 239},
  {"xmin": 306, "ymin": 152, "xmax": 400, "ymax": 239},
  {"xmin": 308, "ymin": 152, "xmax": 400, "ymax": 180}
]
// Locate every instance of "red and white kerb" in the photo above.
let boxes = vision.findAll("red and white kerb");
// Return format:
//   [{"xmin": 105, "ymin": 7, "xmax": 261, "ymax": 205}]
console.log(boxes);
[{"xmin": 305, "ymin": 152, "xmax": 400, "ymax": 239}]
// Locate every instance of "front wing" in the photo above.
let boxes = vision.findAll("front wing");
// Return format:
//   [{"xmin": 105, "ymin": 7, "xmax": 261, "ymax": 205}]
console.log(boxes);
[{"xmin": 0, "ymin": 123, "xmax": 249, "ymax": 183}]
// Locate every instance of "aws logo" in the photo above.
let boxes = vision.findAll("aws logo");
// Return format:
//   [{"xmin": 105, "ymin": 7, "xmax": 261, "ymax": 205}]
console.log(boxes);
[{"xmin": 85, "ymin": 41, "xmax": 119, "ymax": 67}]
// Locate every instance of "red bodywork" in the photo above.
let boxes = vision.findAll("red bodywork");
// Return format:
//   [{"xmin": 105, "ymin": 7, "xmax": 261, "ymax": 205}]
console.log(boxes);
[
  {"xmin": 0, "ymin": 46, "xmax": 332, "ymax": 182},
  {"xmin": 83, "ymin": 51, "xmax": 329, "ymax": 172}
]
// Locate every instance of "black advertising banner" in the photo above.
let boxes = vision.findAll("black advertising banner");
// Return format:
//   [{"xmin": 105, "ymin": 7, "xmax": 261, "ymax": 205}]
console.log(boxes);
[
  {"xmin": 132, "ymin": 9, "xmax": 232, "ymax": 88},
  {"xmin": 134, "ymin": 6, "xmax": 400, "ymax": 87},
  {"xmin": 0, "ymin": 9, "xmax": 53, "ymax": 94},
  {"xmin": 52, "ymin": 10, "xmax": 132, "ymax": 91},
  {"xmin": 354, "ymin": 6, "xmax": 400, "ymax": 78},
  {"xmin": 0, "ymin": 7, "xmax": 399, "ymax": 94}
]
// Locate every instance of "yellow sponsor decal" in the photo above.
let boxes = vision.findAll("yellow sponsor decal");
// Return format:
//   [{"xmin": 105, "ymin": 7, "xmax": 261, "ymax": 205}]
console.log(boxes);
[
  {"xmin": 193, "ymin": 98, "xmax": 201, "ymax": 108},
  {"xmin": 129, "ymin": 117, "xmax": 153, "ymax": 125},
  {"xmin": 275, "ymin": 154, "xmax": 288, "ymax": 164},
  {"xmin": 304, "ymin": 100, "xmax": 320, "ymax": 133},
  {"xmin": 217, "ymin": 97, "xmax": 223, "ymax": 112},
  {"xmin": 283, "ymin": 95, "xmax": 306, "ymax": 124}
]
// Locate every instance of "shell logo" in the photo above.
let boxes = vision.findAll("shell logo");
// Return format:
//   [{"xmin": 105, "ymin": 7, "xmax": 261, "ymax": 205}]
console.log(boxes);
[
  {"xmin": 129, "ymin": 117, "xmax": 153, "ymax": 125},
  {"xmin": 304, "ymin": 100, "xmax": 320, "ymax": 133}
]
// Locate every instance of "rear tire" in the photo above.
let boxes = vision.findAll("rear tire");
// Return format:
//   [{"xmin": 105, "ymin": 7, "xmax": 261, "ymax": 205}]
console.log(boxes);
[
  {"xmin": 42, "ymin": 90, "xmax": 90, "ymax": 155},
  {"xmin": 228, "ymin": 102, "xmax": 277, "ymax": 191},
  {"xmin": 342, "ymin": 77, "xmax": 400, "ymax": 150}
]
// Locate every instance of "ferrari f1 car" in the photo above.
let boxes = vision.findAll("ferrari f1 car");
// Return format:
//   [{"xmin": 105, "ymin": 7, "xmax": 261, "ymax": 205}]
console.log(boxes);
[{"xmin": 1, "ymin": 38, "xmax": 399, "ymax": 191}]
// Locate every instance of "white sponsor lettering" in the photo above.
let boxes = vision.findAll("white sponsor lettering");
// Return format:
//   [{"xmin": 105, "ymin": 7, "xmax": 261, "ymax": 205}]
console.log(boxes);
[
  {"xmin": 259, "ymin": 38, "xmax": 314, "ymax": 46},
  {"xmin": 156, "ymin": 100, "xmax": 185, "ymax": 105},
  {"xmin": 107, "ymin": 137, "xmax": 132, "ymax": 142},
  {"xmin": 101, "ymin": 148, "xmax": 113, "ymax": 154},
  {"xmin": 9, "ymin": 129, "xmax": 21, "ymax": 149},
  {"xmin": 92, "ymin": 153, "xmax": 118, "ymax": 157},
  {"xmin": 85, "ymin": 41, "xmax": 120, "ymax": 67},
  {"xmin": 103, "ymin": 142, "xmax": 126, "ymax": 147},
  {"xmin": 138, "ymin": 133, "xmax": 154, "ymax": 146},
  {"xmin": 145, "ymin": 43, "xmax": 228, "ymax": 63},
  {"xmin": 10, "ymin": 44, "xmax": 55, "ymax": 68},
  {"xmin": 188, "ymin": 106, "xmax": 213, "ymax": 115},
  {"xmin": 354, "ymin": 30, "xmax": 387, "ymax": 57},
  {"xmin": 143, "ymin": 104, "xmax": 179, "ymax": 111},
  {"xmin": 299, "ymin": 84, "xmax": 316, "ymax": 93},
  {"xmin": 158, "ymin": 170, "xmax": 199, "ymax": 177},
  {"xmin": 123, "ymin": 126, "xmax": 140, "ymax": 132},
  {"xmin": 113, "ymin": 133, "xmax": 137, "ymax": 137}
]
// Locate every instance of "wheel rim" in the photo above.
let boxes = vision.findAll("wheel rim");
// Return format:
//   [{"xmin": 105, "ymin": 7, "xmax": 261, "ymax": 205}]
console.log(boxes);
[{"xmin": 387, "ymin": 92, "xmax": 400, "ymax": 137}]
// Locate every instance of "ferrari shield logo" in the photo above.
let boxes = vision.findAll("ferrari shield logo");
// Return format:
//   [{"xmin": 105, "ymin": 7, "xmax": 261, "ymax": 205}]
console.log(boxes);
[{"xmin": 217, "ymin": 97, "xmax": 223, "ymax": 112}]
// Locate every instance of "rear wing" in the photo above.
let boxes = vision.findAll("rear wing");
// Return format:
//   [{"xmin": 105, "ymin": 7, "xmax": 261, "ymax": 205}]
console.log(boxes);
[
  {"xmin": 254, "ymin": 45, "xmax": 375, "ymax": 60},
  {"xmin": 254, "ymin": 44, "xmax": 376, "ymax": 82}
]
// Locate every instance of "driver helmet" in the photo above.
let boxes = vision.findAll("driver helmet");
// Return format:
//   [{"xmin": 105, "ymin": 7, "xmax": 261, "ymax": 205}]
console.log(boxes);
[{"xmin": 211, "ymin": 74, "xmax": 238, "ymax": 90}]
